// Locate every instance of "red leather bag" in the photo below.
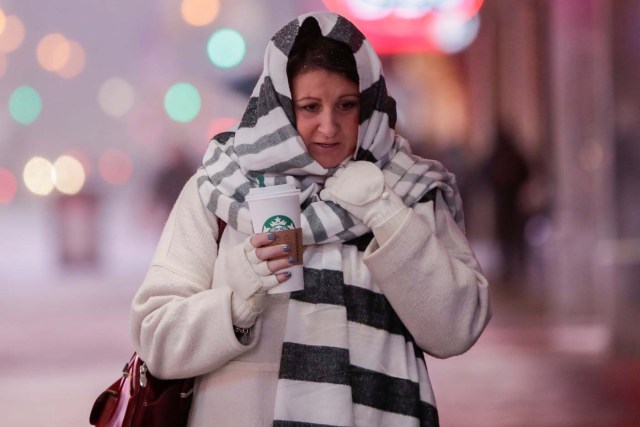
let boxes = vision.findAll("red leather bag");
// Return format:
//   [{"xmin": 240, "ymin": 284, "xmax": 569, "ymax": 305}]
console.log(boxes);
[{"xmin": 89, "ymin": 352, "xmax": 194, "ymax": 427}]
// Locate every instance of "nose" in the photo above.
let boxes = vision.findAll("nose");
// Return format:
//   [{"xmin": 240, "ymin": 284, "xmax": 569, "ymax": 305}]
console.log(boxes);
[{"xmin": 317, "ymin": 109, "xmax": 338, "ymax": 138}]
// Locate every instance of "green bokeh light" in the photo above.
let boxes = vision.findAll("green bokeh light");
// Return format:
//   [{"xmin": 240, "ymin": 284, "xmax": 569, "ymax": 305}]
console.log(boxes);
[
  {"xmin": 9, "ymin": 86, "xmax": 42, "ymax": 125},
  {"xmin": 164, "ymin": 82, "xmax": 201, "ymax": 123},
  {"xmin": 207, "ymin": 29, "xmax": 246, "ymax": 69}
]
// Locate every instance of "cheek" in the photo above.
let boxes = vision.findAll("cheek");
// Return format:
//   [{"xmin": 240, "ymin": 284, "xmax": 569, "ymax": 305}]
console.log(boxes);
[
  {"xmin": 294, "ymin": 116, "xmax": 313, "ymax": 145},
  {"xmin": 345, "ymin": 114, "xmax": 359, "ymax": 144}
]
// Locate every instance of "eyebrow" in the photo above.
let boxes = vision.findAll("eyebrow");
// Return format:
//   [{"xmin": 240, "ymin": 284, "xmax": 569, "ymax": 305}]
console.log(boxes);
[
  {"xmin": 294, "ymin": 93, "xmax": 360, "ymax": 102},
  {"xmin": 294, "ymin": 96, "xmax": 319, "ymax": 102}
]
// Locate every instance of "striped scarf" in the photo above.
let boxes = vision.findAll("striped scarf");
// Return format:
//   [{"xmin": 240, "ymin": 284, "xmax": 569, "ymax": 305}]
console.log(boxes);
[{"xmin": 197, "ymin": 12, "xmax": 464, "ymax": 426}]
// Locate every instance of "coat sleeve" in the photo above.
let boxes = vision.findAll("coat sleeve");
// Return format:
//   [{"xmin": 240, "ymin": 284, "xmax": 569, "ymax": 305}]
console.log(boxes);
[
  {"xmin": 363, "ymin": 190, "xmax": 492, "ymax": 358},
  {"xmin": 130, "ymin": 175, "xmax": 259, "ymax": 379}
]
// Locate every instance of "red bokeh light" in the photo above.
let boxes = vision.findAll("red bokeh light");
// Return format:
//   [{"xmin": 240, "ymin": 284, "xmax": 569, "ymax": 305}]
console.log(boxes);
[
  {"xmin": 98, "ymin": 149, "xmax": 133, "ymax": 186},
  {"xmin": 0, "ymin": 167, "xmax": 18, "ymax": 204}
]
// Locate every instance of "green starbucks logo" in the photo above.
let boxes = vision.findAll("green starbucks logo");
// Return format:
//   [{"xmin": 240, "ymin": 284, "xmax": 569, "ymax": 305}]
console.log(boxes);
[{"xmin": 262, "ymin": 215, "xmax": 295, "ymax": 232}]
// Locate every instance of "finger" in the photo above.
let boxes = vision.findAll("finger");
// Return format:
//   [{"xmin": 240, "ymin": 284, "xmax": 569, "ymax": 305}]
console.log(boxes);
[
  {"xmin": 249, "ymin": 232, "xmax": 277, "ymax": 248},
  {"xmin": 267, "ymin": 256, "xmax": 297, "ymax": 273},
  {"xmin": 275, "ymin": 271, "xmax": 292, "ymax": 284},
  {"xmin": 255, "ymin": 244, "xmax": 291, "ymax": 262}
]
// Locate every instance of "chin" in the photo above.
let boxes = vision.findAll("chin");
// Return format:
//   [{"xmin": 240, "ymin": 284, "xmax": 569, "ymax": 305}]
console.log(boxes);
[
  {"xmin": 313, "ymin": 153, "xmax": 353, "ymax": 169},
  {"xmin": 317, "ymin": 158, "xmax": 342, "ymax": 169}
]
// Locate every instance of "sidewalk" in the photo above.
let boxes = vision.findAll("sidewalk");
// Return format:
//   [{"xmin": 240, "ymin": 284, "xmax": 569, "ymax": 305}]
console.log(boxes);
[
  {"xmin": 429, "ymin": 291, "xmax": 640, "ymax": 427},
  {"xmin": 0, "ymin": 276, "xmax": 136, "ymax": 427},
  {"xmin": 1, "ymin": 277, "xmax": 639, "ymax": 426}
]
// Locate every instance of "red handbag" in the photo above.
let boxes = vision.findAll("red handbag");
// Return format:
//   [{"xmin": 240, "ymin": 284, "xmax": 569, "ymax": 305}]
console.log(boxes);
[{"xmin": 89, "ymin": 353, "xmax": 194, "ymax": 427}]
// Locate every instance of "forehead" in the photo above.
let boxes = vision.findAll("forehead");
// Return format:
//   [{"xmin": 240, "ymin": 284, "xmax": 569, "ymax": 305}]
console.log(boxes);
[{"xmin": 292, "ymin": 69, "xmax": 359, "ymax": 96}]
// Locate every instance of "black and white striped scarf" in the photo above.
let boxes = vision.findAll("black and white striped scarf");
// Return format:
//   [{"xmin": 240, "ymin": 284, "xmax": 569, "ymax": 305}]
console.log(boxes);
[{"xmin": 197, "ymin": 12, "xmax": 464, "ymax": 426}]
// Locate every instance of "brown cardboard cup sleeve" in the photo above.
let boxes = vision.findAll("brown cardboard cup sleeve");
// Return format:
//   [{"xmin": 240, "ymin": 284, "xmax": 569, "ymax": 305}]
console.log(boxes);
[{"xmin": 272, "ymin": 228, "xmax": 303, "ymax": 265}]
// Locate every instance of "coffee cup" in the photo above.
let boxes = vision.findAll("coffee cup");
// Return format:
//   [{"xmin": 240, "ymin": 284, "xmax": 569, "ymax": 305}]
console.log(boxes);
[{"xmin": 246, "ymin": 184, "xmax": 304, "ymax": 293}]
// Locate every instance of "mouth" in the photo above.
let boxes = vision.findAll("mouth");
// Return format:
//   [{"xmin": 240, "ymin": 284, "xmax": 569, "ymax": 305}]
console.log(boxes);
[{"xmin": 314, "ymin": 142, "xmax": 339, "ymax": 149}]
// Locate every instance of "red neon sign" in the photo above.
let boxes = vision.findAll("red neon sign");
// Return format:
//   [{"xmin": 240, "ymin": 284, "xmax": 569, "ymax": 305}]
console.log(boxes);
[{"xmin": 323, "ymin": 0, "xmax": 485, "ymax": 54}]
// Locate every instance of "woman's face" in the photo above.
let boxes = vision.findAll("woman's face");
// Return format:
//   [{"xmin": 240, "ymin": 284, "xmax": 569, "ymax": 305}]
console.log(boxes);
[{"xmin": 291, "ymin": 69, "xmax": 360, "ymax": 169}]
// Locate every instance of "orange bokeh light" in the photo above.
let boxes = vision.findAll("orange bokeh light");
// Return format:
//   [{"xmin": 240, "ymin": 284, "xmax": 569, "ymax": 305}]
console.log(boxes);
[
  {"xmin": 181, "ymin": 0, "xmax": 220, "ymax": 27},
  {"xmin": 37, "ymin": 33, "xmax": 71, "ymax": 72},
  {"xmin": 0, "ymin": 15, "xmax": 25, "ymax": 54},
  {"xmin": 0, "ymin": 8, "xmax": 6, "ymax": 34},
  {"xmin": 57, "ymin": 39, "xmax": 86, "ymax": 79}
]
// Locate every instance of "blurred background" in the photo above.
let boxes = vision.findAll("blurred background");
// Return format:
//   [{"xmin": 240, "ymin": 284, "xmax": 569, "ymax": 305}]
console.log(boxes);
[{"xmin": 1, "ymin": 0, "xmax": 639, "ymax": 425}]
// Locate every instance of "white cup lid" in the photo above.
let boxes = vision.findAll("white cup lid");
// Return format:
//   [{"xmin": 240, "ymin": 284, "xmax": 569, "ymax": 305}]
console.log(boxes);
[{"xmin": 246, "ymin": 183, "xmax": 299, "ymax": 199}]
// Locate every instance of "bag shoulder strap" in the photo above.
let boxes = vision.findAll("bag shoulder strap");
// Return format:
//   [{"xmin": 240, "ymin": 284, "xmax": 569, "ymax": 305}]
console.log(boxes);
[{"xmin": 216, "ymin": 217, "xmax": 226, "ymax": 244}]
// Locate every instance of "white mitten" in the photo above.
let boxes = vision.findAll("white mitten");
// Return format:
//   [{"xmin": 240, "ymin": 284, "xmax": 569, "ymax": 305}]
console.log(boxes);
[
  {"xmin": 319, "ymin": 161, "xmax": 408, "ymax": 229},
  {"xmin": 224, "ymin": 237, "xmax": 281, "ymax": 328}
]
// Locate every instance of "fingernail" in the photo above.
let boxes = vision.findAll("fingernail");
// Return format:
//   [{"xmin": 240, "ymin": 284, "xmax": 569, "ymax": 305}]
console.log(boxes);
[
  {"xmin": 288, "ymin": 257, "xmax": 296, "ymax": 264},
  {"xmin": 267, "ymin": 233, "xmax": 275, "ymax": 240},
  {"xmin": 283, "ymin": 244, "xmax": 291, "ymax": 253},
  {"xmin": 284, "ymin": 271, "xmax": 292, "ymax": 278}
]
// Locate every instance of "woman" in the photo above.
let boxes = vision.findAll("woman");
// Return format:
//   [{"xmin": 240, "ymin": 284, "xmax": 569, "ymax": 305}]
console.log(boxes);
[{"xmin": 131, "ymin": 11, "xmax": 491, "ymax": 427}]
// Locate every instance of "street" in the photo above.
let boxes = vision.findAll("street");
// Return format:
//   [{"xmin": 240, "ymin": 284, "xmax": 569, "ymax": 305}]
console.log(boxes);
[{"xmin": 1, "ymin": 275, "xmax": 639, "ymax": 426}]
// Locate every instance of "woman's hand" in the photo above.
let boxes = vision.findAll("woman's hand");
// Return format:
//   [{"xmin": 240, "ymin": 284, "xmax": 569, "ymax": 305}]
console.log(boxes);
[
  {"xmin": 223, "ymin": 232, "xmax": 297, "ymax": 329},
  {"xmin": 245, "ymin": 232, "xmax": 296, "ymax": 288},
  {"xmin": 320, "ymin": 161, "xmax": 408, "ymax": 228}
]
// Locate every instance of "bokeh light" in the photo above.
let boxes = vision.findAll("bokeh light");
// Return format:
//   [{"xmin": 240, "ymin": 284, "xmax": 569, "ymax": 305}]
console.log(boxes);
[
  {"xmin": 37, "ymin": 33, "xmax": 71, "ymax": 72},
  {"xmin": 98, "ymin": 149, "xmax": 133, "ymax": 186},
  {"xmin": 0, "ymin": 167, "xmax": 18, "ymax": 204},
  {"xmin": 164, "ymin": 82, "xmax": 201, "ymax": 123},
  {"xmin": 9, "ymin": 86, "xmax": 42, "ymax": 125},
  {"xmin": 23, "ymin": 157, "xmax": 55, "ymax": 196},
  {"xmin": 430, "ymin": 12, "xmax": 480, "ymax": 53},
  {"xmin": 394, "ymin": 3, "xmax": 432, "ymax": 19},
  {"xmin": 207, "ymin": 117, "xmax": 238, "ymax": 138},
  {"xmin": 194, "ymin": 117, "xmax": 239, "ymax": 152},
  {"xmin": 64, "ymin": 149, "xmax": 92, "ymax": 178},
  {"xmin": 439, "ymin": 0, "xmax": 484, "ymax": 15},
  {"xmin": 0, "ymin": 8, "xmax": 6, "ymax": 34},
  {"xmin": 56, "ymin": 39, "xmax": 86, "ymax": 79},
  {"xmin": 99, "ymin": 77, "xmax": 135, "ymax": 118},
  {"xmin": 181, "ymin": 0, "xmax": 220, "ymax": 26},
  {"xmin": 435, "ymin": 0, "xmax": 467, "ymax": 12},
  {"xmin": 207, "ymin": 29, "xmax": 246, "ymax": 68},
  {"xmin": 345, "ymin": 0, "xmax": 393, "ymax": 20},
  {"xmin": 0, "ymin": 14, "xmax": 25, "ymax": 54},
  {"xmin": 53, "ymin": 155, "xmax": 86, "ymax": 195}
]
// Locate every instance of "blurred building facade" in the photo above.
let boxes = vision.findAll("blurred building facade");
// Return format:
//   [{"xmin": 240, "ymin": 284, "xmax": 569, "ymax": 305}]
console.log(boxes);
[{"xmin": 452, "ymin": 0, "xmax": 639, "ymax": 355}]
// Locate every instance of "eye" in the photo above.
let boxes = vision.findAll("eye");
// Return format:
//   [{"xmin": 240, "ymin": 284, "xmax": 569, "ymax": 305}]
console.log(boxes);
[
  {"xmin": 302, "ymin": 103, "xmax": 320, "ymax": 112},
  {"xmin": 339, "ymin": 99, "xmax": 359, "ymax": 111}
]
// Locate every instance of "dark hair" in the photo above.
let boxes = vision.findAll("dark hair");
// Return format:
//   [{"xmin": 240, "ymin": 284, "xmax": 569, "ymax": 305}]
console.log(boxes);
[{"xmin": 286, "ymin": 18, "xmax": 359, "ymax": 86}]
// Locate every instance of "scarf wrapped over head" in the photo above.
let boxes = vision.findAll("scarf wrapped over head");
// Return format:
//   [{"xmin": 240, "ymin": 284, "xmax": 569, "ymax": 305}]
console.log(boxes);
[{"xmin": 197, "ymin": 11, "xmax": 463, "ymax": 426}]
